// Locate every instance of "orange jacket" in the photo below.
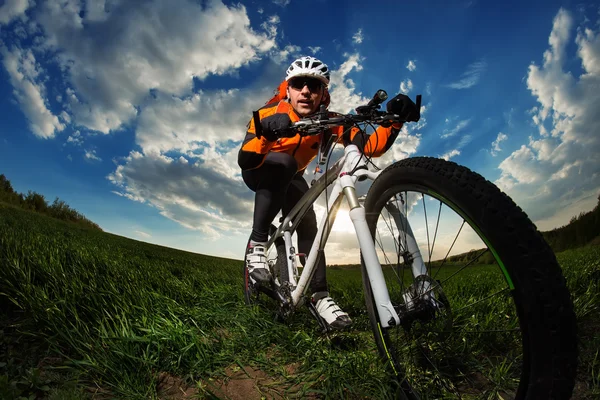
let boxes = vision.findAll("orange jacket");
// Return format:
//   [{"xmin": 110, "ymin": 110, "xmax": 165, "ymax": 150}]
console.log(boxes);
[{"xmin": 238, "ymin": 101, "xmax": 403, "ymax": 172}]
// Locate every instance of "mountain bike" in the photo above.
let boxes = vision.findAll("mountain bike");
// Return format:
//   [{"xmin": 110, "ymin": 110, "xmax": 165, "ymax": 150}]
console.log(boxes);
[{"xmin": 242, "ymin": 90, "xmax": 577, "ymax": 399}]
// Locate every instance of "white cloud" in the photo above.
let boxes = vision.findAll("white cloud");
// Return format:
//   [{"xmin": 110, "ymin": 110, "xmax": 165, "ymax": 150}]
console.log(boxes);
[
  {"xmin": 0, "ymin": 0, "xmax": 301, "ymax": 242},
  {"xmin": 111, "ymin": 189, "xmax": 146, "ymax": 204},
  {"xmin": 425, "ymin": 82, "xmax": 432, "ymax": 96},
  {"xmin": 24, "ymin": 0, "xmax": 276, "ymax": 134},
  {"xmin": 436, "ymin": 117, "xmax": 472, "ymax": 158},
  {"xmin": 441, "ymin": 118, "xmax": 471, "ymax": 139},
  {"xmin": 446, "ymin": 60, "xmax": 487, "ymax": 89},
  {"xmin": 504, "ymin": 108, "xmax": 515, "ymax": 128},
  {"xmin": 577, "ymin": 27, "xmax": 600, "ymax": 75},
  {"xmin": 66, "ymin": 130, "xmax": 83, "ymax": 146},
  {"xmin": 328, "ymin": 53, "xmax": 369, "ymax": 113},
  {"xmin": 547, "ymin": 8, "xmax": 573, "ymax": 64},
  {"xmin": 60, "ymin": 110, "xmax": 71, "ymax": 124},
  {"xmin": 352, "ymin": 28, "xmax": 364, "ymax": 44},
  {"xmin": 496, "ymin": 145, "xmax": 542, "ymax": 188},
  {"xmin": 135, "ymin": 230, "xmax": 152, "ymax": 238},
  {"xmin": 0, "ymin": 0, "xmax": 33, "ymax": 25},
  {"xmin": 440, "ymin": 149, "xmax": 461, "ymax": 161},
  {"xmin": 107, "ymin": 149, "xmax": 254, "ymax": 239},
  {"xmin": 135, "ymin": 87, "xmax": 270, "ymax": 154},
  {"xmin": 491, "ymin": 132, "xmax": 508, "ymax": 156},
  {"xmin": 106, "ymin": 81, "xmax": 273, "ymax": 236},
  {"xmin": 0, "ymin": 45, "xmax": 65, "ymax": 138},
  {"xmin": 406, "ymin": 60, "xmax": 416, "ymax": 71},
  {"xmin": 374, "ymin": 124, "xmax": 422, "ymax": 168},
  {"xmin": 308, "ymin": 46, "xmax": 321, "ymax": 55},
  {"xmin": 272, "ymin": 44, "xmax": 302, "ymax": 63},
  {"xmin": 84, "ymin": 149, "xmax": 102, "ymax": 162},
  {"xmin": 399, "ymin": 78, "xmax": 413, "ymax": 93},
  {"xmin": 495, "ymin": 8, "xmax": 600, "ymax": 228},
  {"xmin": 261, "ymin": 14, "xmax": 280, "ymax": 38},
  {"xmin": 457, "ymin": 134, "xmax": 473, "ymax": 148},
  {"xmin": 272, "ymin": 0, "xmax": 291, "ymax": 6}
]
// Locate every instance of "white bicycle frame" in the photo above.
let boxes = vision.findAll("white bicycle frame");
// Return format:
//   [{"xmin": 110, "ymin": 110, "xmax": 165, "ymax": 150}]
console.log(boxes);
[{"xmin": 266, "ymin": 143, "xmax": 429, "ymax": 328}]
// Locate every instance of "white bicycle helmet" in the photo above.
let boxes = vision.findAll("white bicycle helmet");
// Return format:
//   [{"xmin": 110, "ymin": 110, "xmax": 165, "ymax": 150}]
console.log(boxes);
[{"xmin": 285, "ymin": 56, "xmax": 330, "ymax": 86}]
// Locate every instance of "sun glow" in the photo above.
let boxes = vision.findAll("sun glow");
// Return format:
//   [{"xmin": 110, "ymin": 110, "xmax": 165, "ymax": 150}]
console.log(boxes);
[{"xmin": 332, "ymin": 208, "xmax": 356, "ymax": 233}]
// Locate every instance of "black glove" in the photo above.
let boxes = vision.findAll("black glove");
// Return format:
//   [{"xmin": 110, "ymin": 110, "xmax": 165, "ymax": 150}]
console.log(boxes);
[
  {"xmin": 386, "ymin": 94, "xmax": 420, "ymax": 122},
  {"xmin": 259, "ymin": 113, "xmax": 294, "ymax": 141}
]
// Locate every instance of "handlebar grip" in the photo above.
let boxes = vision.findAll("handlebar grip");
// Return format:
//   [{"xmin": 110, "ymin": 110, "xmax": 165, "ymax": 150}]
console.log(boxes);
[{"xmin": 253, "ymin": 111, "xmax": 262, "ymax": 139}]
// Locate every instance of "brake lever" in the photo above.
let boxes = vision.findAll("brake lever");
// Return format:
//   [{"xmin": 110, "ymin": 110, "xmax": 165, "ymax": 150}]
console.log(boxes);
[{"xmin": 318, "ymin": 104, "xmax": 328, "ymax": 120}]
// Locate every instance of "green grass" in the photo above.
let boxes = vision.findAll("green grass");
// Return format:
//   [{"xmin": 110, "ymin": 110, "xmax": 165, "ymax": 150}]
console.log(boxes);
[{"xmin": 1, "ymin": 203, "xmax": 599, "ymax": 399}]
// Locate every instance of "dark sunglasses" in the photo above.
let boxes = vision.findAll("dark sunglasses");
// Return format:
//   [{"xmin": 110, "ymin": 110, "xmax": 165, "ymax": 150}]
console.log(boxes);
[{"xmin": 288, "ymin": 77, "xmax": 323, "ymax": 92}]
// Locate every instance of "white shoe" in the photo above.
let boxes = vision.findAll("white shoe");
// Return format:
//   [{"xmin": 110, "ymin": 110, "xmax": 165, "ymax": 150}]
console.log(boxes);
[
  {"xmin": 246, "ymin": 242, "xmax": 271, "ymax": 284},
  {"xmin": 312, "ymin": 292, "xmax": 352, "ymax": 329}
]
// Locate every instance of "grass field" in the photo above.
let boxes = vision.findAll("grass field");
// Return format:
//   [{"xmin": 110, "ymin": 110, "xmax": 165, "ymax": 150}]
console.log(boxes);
[{"xmin": 1, "ymin": 203, "xmax": 598, "ymax": 399}]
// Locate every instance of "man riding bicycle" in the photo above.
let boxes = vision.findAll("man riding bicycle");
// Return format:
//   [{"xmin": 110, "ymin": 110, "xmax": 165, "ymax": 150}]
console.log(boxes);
[{"xmin": 238, "ymin": 56, "xmax": 419, "ymax": 329}]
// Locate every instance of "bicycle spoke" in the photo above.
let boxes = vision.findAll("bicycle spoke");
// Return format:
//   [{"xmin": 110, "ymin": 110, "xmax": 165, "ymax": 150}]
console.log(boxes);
[
  {"xmin": 452, "ymin": 287, "xmax": 511, "ymax": 314},
  {"xmin": 414, "ymin": 344, "xmax": 464, "ymax": 399},
  {"xmin": 432, "ymin": 220, "xmax": 466, "ymax": 282},
  {"xmin": 422, "ymin": 194, "xmax": 432, "ymax": 275},
  {"xmin": 375, "ymin": 207, "xmax": 412, "ymax": 294},
  {"xmin": 373, "ymin": 190, "xmax": 525, "ymax": 398},
  {"xmin": 428, "ymin": 200, "xmax": 442, "ymax": 266},
  {"xmin": 401, "ymin": 191, "xmax": 409, "ymax": 261},
  {"xmin": 360, "ymin": 154, "xmax": 576, "ymax": 399},
  {"xmin": 381, "ymin": 207, "xmax": 401, "ymax": 255},
  {"xmin": 398, "ymin": 192, "xmax": 411, "ymax": 263},
  {"xmin": 437, "ymin": 249, "xmax": 489, "ymax": 286}
]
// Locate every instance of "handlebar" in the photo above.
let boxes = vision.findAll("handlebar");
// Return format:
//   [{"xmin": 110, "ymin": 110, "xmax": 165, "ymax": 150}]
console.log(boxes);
[{"xmin": 253, "ymin": 91, "xmax": 422, "ymax": 139}]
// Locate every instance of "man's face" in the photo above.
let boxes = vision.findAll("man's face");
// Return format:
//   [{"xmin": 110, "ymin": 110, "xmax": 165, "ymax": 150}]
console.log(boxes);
[{"xmin": 287, "ymin": 77, "xmax": 325, "ymax": 117}]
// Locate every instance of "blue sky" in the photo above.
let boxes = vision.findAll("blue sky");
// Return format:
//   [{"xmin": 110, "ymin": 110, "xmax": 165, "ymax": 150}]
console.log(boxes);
[{"xmin": 1, "ymin": 0, "xmax": 599, "ymax": 263}]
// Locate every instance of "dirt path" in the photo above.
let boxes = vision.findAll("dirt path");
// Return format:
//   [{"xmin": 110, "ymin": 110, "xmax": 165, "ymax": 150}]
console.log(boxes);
[{"xmin": 157, "ymin": 363, "xmax": 309, "ymax": 400}]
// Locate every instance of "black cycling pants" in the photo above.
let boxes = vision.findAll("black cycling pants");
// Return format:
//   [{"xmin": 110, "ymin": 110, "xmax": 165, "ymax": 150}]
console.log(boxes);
[{"xmin": 242, "ymin": 152, "xmax": 327, "ymax": 293}]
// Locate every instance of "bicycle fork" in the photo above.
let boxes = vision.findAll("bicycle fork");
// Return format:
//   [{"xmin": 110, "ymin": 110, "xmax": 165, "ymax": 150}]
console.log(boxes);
[
  {"xmin": 383, "ymin": 200, "xmax": 433, "ymax": 310},
  {"xmin": 290, "ymin": 146, "xmax": 401, "ymax": 328},
  {"xmin": 340, "ymin": 174, "xmax": 401, "ymax": 328}
]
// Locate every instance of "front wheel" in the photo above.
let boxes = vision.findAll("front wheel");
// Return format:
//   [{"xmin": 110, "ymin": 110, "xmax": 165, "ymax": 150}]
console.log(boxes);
[{"xmin": 362, "ymin": 157, "xmax": 577, "ymax": 399}]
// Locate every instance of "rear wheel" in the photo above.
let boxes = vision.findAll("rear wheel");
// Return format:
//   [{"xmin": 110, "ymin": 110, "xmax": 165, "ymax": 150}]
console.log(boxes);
[{"xmin": 362, "ymin": 157, "xmax": 577, "ymax": 399}]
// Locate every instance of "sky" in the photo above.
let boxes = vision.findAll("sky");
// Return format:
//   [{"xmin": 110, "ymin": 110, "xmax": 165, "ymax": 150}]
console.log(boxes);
[{"xmin": 0, "ymin": 0, "xmax": 599, "ymax": 264}]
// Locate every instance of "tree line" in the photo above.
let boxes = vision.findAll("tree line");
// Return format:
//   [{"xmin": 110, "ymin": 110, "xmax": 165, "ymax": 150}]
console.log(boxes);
[
  {"xmin": 0, "ymin": 174, "xmax": 102, "ymax": 231},
  {"xmin": 445, "ymin": 194, "xmax": 600, "ymax": 265},
  {"xmin": 541, "ymin": 195, "xmax": 600, "ymax": 253},
  {"xmin": 2, "ymin": 171, "xmax": 598, "ymax": 254}
]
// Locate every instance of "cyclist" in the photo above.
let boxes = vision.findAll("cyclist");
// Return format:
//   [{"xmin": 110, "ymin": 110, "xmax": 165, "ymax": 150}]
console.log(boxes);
[{"xmin": 238, "ymin": 56, "xmax": 419, "ymax": 329}]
